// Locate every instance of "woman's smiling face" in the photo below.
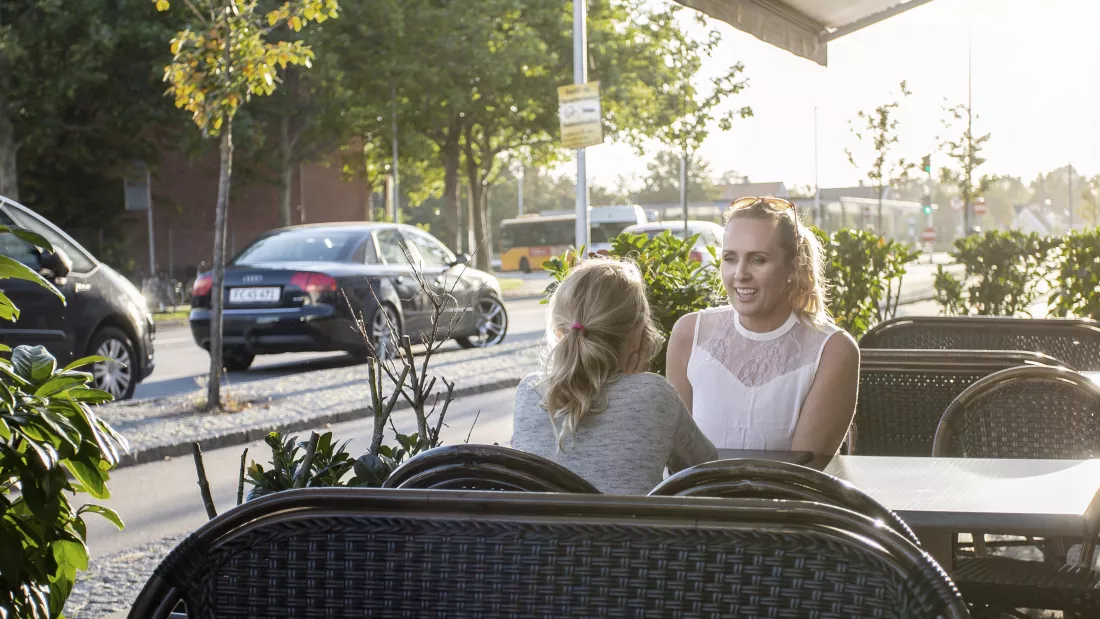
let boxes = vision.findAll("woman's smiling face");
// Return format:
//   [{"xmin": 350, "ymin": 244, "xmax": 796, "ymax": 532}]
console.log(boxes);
[{"xmin": 721, "ymin": 216, "xmax": 795, "ymax": 330}]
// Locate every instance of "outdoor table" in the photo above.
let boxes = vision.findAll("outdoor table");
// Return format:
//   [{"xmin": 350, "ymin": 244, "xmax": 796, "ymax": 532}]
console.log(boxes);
[
  {"xmin": 715, "ymin": 449, "xmax": 814, "ymax": 465},
  {"xmin": 824, "ymin": 455, "xmax": 1100, "ymax": 569}
]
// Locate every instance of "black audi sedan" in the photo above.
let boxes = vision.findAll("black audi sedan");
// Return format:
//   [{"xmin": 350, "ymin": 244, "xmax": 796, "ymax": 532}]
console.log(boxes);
[
  {"xmin": 189, "ymin": 223, "xmax": 508, "ymax": 370},
  {"xmin": 0, "ymin": 195, "xmax": 156, "ymax": 400}
]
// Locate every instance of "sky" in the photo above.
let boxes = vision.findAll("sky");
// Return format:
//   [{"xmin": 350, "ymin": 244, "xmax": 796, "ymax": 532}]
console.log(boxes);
[{"xmin": 570, "ymin": 0, "xmax": 1100, "ymax": 192}]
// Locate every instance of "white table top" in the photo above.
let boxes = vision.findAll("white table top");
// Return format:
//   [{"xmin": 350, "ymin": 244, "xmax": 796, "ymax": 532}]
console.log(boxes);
[
  {"xmin": 824, "ymin": 456, "xmax": 1100, "ymax": 536},
  {"xmin": 1084, "ymin": 370, "xmax": 1100, "ymax": 386}
]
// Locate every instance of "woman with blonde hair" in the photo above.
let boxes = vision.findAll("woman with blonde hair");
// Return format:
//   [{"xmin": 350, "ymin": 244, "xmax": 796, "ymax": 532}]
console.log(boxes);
[
  {"xmin": 666, "ymin": 196, "xmax": 860, "ymax": 457},
  {"xmin": 511, "ymin": 259, "xmax": 716, "ymax": 495}
]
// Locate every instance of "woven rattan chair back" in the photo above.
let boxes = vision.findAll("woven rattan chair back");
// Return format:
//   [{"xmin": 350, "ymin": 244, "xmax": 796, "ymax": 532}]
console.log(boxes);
[
  {"xmin": 129, "ymin": 488, "xmax": 969, "ymax": 619},
  {"xmin": 650, "ymin": 457, "xmax": 921, "ymax": 546},
  {"xmin": 933, "ymin": 365, "xmax": 1100, "ymax": 460},
  {"xmin": 860, "ymin": 316, "xmax": 1100, "ymax": 371},
  {"xmin": 381, "ymin": 444, "xmax": 600, "ymax": 493},
  {"xmin": 853, "ymin": 349, "xmax": 1071, "ymax": 456}
]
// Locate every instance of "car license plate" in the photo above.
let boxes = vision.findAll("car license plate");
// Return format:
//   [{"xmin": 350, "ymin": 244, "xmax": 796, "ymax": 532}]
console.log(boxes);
[{"xmin": 229, "ymin": 287, "xmax": 281, "ymax": 304}]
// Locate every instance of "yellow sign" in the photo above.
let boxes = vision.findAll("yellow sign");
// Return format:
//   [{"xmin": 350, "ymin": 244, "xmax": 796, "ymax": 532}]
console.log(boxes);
[{"xmin": 557, "ymin": 81, "xmax": 603, "ymax": 150}]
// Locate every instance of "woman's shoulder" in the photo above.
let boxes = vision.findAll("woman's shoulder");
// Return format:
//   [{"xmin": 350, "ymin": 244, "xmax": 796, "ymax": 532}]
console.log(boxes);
[
  {"xmin": 671, "ymin": 306, "xmax": 732, "ymax": 339},
  {"xmin": 611, "ymin": 373, "xmax": 687, "ymax": 412}
]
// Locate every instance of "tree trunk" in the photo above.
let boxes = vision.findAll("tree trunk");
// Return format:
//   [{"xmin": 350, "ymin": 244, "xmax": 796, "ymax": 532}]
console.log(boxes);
[
  {"xmin": 0, "ymin": 102, "xmax": 17, "ymax": 202},
  {"xmin": 470, "ymin": 180, "xmax": 490, "ymax": 271},
  {"xmin": 278, "ymin": 115, "xmax": 294, "ymax": 227},
  {"xmin": 441, "ymin": 140, "xmax": 461, "ymax": 252},
  {"xmin": 207, "ymin": 116, "xmax": 233, "ymax": 411}
]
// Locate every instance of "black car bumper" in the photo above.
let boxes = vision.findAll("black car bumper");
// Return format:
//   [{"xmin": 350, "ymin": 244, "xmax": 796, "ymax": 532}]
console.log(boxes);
[{"xmin": 189, "ymin": 305, "xmax": 363, "ymax": 354}]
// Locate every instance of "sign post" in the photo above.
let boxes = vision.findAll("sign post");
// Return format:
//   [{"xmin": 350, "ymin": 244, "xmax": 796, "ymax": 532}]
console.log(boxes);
[{"xmin": 124, "ymin": 161, "xmax": 155, "ymax": 275}]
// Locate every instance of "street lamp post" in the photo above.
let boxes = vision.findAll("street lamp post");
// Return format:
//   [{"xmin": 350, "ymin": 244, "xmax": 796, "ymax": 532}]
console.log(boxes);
[{"xmin": 573, "ymin": 0, "xmax": 589, "ymax": 250}]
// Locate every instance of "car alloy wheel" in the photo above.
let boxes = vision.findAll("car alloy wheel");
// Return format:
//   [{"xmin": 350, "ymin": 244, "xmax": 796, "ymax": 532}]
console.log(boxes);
[
  {"xmin": 471, "ymin": 296, "xmax": 507, "ymax": 347},
  {"xmin": 371, "ymin": 305, "xmax": 400, "ymax": 359},
  {"xmin": 93, "ymin": 334, "xmax": 134, "ymax": 400}
]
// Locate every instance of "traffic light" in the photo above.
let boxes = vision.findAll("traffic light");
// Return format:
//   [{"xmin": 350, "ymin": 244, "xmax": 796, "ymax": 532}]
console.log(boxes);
[
  {"xmin": 921, "ymin": 155, "xmax": 931, "ymax": 174},
  {"xmin": 922, "ymin": 201, "xmax": 933, "ymax": 216}
]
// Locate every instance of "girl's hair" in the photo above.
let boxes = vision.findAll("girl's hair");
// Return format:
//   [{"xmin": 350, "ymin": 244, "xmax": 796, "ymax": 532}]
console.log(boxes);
[
  {"xmin": 541, "ymin": 258, "xmax": 660, "ymax": 449},
  {"xmin": 724, "ymin": 199, "xmax": 830, "ymax": 327}
]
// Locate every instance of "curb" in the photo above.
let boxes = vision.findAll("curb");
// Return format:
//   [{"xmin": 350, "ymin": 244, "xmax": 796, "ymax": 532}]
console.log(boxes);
[
  {"xmin": 501, "ymin": 292, "xmax": 546, "ymax": 303},
  {"xmin": 114, "ymin": 375, "xmax": 523, "ymax": 469}
]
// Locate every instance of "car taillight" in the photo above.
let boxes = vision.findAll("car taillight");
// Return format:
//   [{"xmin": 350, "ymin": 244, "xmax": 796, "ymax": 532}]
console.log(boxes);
[
  {"xmin": 192, "ymin": 273, "xmax": 212, "ymax": 297},
  {"xmin": 689, "ymin": 250, "xmax": 703, "ymax": 262},
  {"xmin": 289, "ymin": 272, "xmax": 337, "ymax": 303}
]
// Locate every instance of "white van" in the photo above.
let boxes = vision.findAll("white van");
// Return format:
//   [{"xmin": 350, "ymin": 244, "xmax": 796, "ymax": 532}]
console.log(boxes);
[{"xmin": 589, "ymin": 204, "xmax": 647, "ymax": 254}]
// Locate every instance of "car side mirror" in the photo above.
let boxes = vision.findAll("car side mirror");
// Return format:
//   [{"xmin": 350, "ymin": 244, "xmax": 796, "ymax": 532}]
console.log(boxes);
[
  {"xmin": 39, "ymin": 248, "xmax": 72, "ymax": 280},
  {"xmin": 449, "ymin": 253, "xmax": 471, "ymax": 267}
]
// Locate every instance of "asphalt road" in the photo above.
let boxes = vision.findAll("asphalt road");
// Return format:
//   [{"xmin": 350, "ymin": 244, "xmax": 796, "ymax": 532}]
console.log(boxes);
[
  {"xmin": 134, "ymin": 296, "xmax": 548, "ymax": 400},
  {"xmin": 81, "ymin": 387, "xmax": 519, "ymax": 558}
]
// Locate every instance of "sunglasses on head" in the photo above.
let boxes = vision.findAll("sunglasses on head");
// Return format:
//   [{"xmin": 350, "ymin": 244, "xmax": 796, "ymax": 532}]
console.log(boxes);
[{"xmin": 729, "ymin": 196, "xmax": 797, "ymax": 213}]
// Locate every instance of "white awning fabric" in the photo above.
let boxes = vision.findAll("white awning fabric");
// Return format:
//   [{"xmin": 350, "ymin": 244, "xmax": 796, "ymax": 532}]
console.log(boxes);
[{"xmin": 672, "ymin": 0, "xmax": 936, "ymax": 65}]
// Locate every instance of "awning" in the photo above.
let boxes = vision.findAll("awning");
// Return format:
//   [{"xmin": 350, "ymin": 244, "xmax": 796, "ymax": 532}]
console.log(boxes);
[{"xmin": 672, "ymin": 0, "xmax": 936, "ymax": 66}]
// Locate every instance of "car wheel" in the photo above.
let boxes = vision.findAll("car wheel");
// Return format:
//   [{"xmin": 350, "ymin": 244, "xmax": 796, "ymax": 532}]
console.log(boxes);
[
  {"xmin": 519, "ymin": 257, "xmax": 531, "ymax": 273},
  {"xmin": 366, "ymin": 304, "xmax": 401, "ymax": 359},
  {"xmin": 222, "ymin": 349, "xmax": 255, "ymax": 372},
  {"xmin": 88, "ymin": 327, "xmax": 137, "ymax": 401},
  {"xmin": 456, "ymin": 295, "xmax": 508, "ymax": 349}
]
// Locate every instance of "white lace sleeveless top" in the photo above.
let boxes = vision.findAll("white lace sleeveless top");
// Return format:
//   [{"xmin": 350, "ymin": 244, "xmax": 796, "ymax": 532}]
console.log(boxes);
[{"xmin": 686, "ymin": 306, "xmax": 841, "ymax": 450}]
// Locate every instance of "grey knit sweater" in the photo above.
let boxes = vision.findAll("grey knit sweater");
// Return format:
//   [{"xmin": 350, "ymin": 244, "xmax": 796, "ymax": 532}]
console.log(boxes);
[{"xmin": 511, "ymin": 372, "xmax": 718, "ymax": 495}]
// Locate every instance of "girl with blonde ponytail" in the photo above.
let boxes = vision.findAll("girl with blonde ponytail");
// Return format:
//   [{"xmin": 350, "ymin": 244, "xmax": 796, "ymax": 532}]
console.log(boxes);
[
  {"xmin": 512, "ymin": 259, "xmax": 716, "ymax": 495},
  {"xmin": 665, "ymin": 197, "xmax": 860, "ymax": 458}
]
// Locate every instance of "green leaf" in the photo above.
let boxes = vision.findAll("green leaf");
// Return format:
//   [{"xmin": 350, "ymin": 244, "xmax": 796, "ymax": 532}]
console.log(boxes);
[
  {"xmin": 62, "ymin": 356, "xmax": 109, "ymax": 373},
  {"xmin": 7, "ymin": 228, "xmax": 52, "ymax": 251},
  {"xmin": 63, "ymin": 460, "xmax": 109, "ymax": 500},
  {"xmin": 0, "ymin": 255, "xmax": 64, "ymax": 302},
  {"xmin": 0, "ymin": 291, "xmax": 19, "ymax": 322},
  {"xmin": 63, "ymin": 387, "xmax": 114, "ymax": 405},
  {"xmin": 77, "ymin": 505, "xmax": 124, "ymax": 531},
  {"xmin": 52, "ymin": 539, "xmax": 88, "ymax": 577},
  {"xmin": 11, "ymin": 345, "xmax": 57, "ymax": 385},
  {"xmin": 34, "ymin": 375, "xmax": 87, "ymax": 399}
]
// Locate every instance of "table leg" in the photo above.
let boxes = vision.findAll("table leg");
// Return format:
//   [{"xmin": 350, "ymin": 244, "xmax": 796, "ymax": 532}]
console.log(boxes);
[{"xmin": 913, "ymin": 528, "xmax": 954, "ymax": 572}]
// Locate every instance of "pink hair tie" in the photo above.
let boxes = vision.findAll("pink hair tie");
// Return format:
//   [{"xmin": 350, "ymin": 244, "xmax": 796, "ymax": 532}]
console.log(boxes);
[{"xmin": 570, "ymin": 323, "xmax": 587, "ymax": 335}]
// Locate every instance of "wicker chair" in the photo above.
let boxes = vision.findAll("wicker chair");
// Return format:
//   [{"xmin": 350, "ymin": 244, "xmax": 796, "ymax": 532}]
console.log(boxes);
[
  {"xmin": 129, "ymin": 488, "xmax": 970, "ymax": 619},
  {"xmin": 859, "ymin": 316, "xmax": 1100, "ymax": 371},
  {"xmin": 649, "ymin": 457, "xmax": 921, "ymax": 546},
  {"xmin": 852, "ymin": 349, "xmax": 1071, "ymax": 456},
  {"xmin": 932, "ymin": 365, "xmax": 1100, "ymax": 616},
  {"xmin": 381, "ymin": 444, "xmax": 600, "ymax": 493}
]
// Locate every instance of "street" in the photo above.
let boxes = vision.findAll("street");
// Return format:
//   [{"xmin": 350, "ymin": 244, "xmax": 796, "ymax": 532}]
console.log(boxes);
[
  {"xmin": 135, "ymin": 296, "xmax": 549, "ymax": 399},
  {"xmin": 81, "ymin": 387, "xmax": 518, "ymax": 559}
]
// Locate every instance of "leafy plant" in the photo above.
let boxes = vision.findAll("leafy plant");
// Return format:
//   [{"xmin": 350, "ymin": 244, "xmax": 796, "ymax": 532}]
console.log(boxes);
[
  {"xmin": 543, "ymin": 231, "xmax": 722, "ymax": 374},
  {"xmin": 817, "ymin": 228, "xmax": 920, "ymax": 338},
  {"xmin": 934, "ymin": 230, "xmax": 1058, "ymax": 316},
  {"xmin": 0, "ymin": 227, "xmax": 126, "ymax": 619},
  {"xmin": 1049, "ymin": 227, "xmax": 1100, "ymax": 320},
  {"xmin": 244, "ymin": 432, "xmax": 356, "ymax": 501}
]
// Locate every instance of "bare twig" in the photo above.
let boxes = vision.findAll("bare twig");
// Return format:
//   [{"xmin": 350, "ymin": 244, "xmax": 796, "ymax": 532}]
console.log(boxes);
[
  {"xmin": 292, "ymin": 432, "xmax": 320, "ymax": 489},
  {"xmin": 236, "ymin": 448, "xmax": 248, "ymax": 506},
  {"xmin": 191, "ymin": 442, "xmax": 218, "ymax": 520},
  {"xmin": 464, "ymin": 410, "xmax": 480, "ymax": 445}
]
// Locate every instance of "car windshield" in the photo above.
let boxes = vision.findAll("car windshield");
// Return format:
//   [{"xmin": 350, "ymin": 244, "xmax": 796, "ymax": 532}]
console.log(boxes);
[
  {"xmin": 234, "ymin": 229, "xmax": 362, "ymax": 264},
  {"xmin": 590, "ymin": 222, "xmax": 634, "ymax": 244}
]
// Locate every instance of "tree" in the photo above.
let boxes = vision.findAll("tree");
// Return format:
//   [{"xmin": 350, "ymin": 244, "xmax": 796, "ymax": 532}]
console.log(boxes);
[
  {"xmin": 154, "ymin": 0, "xmax": 338, "ymax": 411},
  {"xmin": 0, "ymin": 0, "xmax": 177, "ymax": 239},
  {"xmin": 1082, "ymin": 175, "xmax": 1100, "ymax": 227},
  {"xmin": 640, "ymin": 7, "xmax": 751, "ymax": 235},
  {"xmin": 938, "ymin": 99, "xmax": 994, "ymax": 233},
  {"xmin": 630, "ymin": 151, "xmax": 720, "ymax": 205},
  {"xmin": 981, "ymin": 175, "xmax": 1030, "ymax": 228},
  {"xmin": 845, "ymin": 81, "xmax": 916, "ymax": 233}
]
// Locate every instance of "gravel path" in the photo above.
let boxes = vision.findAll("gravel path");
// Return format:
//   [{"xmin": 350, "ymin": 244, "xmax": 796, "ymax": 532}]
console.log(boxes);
[{"xmin": 99, "ymin": 340, "xmax": 543, "ymax": 468}]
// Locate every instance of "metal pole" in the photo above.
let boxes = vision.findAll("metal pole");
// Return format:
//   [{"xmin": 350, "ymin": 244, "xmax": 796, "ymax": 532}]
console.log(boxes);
[
  {"xmin": 679, "ymin": 153, "xmax": 688, "ymax": 238},
  {"xmin": 964, "ymin": 21, "xmax": 973, "ymax": 234},
  {"xmin": 573, "ymin": 0, "xmax": 589, "ymax": 250},
  {"xmin": 391, "ymin": 82, "xmax": 400, "ymax": 224},
  {"xmin": 517, "ymin": 167, "xmax": 524, "ymax": 217},
  {"xmin": 813, "ymin": 106, "xmax": 820, "ymax": 227},
  {"xmin": 145, "ymin": 167, "xmax": 155, "ymax": 274}
]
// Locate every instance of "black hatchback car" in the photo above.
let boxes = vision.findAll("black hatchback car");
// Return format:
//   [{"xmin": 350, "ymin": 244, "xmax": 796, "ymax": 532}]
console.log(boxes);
[
  {"xmin": 0, "ymin": 196, "xmax": 156, "ymax": 400},
  {"xmin": 189, "ymin": 223, "xmax": 508, "ymax": 369}
]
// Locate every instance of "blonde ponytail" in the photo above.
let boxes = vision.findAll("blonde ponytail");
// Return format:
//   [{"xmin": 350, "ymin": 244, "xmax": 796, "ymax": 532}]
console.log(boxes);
[{"xmin": 541, "ymin": 259, "xmax": 656, "ymax": 449}]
